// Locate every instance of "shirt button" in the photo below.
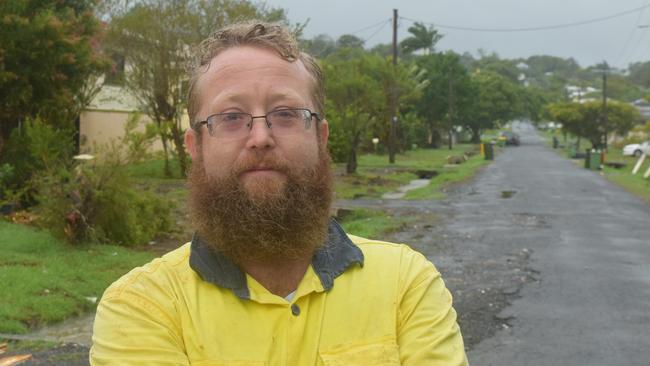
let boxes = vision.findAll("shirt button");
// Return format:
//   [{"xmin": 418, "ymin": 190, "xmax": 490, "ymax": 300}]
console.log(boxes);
[{"xmin": 291, "ymin": 304, "xmax": 300, "ymax": 316}]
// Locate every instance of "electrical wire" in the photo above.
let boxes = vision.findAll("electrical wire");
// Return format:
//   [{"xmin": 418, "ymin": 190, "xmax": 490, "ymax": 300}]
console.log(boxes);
[
  {"xmin": 614, "ymin": 0, "xmax": 649, "ymax": 68},
  {"xmin": 400, "ymin": 4, "xmax": 650, "ymax": 32},
  {"xmin": 348, "ymin": 18, "xmax": 392, "ymax": 36},
  {"xmin": 362, "ymin": 19, "xmax": 391, "ymax": 43}
]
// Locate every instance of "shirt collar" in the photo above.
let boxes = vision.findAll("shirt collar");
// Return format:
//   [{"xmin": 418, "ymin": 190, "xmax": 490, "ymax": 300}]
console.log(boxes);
[{"xmin": 189, "ymin": 219, "xmax": 364, "ymax": 299}]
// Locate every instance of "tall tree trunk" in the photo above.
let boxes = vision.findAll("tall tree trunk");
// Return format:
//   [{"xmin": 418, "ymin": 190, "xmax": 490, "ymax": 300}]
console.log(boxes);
[
  {"xmin": 470, "ymin": 127, "xmax": 481, "ymax": 143},
  {"xmin": 346, "ymin": 147, "xmax": 357, "ymax": 174},
  {"xmin": 160, "ymin": 134, "xmax": 171, "ymax": 178},
  {"xmin": 346, "ymin": 132, "xmax": 361, "ymax": 174},
  {"xmin": 169, "ymin": 119, "xmax": 188, "ymax": 177},
  {"xmin": 448, "ymin": 129, "xmax": 453, "ymax": 150}
]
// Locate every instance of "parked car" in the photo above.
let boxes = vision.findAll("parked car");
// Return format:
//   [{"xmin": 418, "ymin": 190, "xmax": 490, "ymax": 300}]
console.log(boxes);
[
  {"xmin": 622, "ymin": 141, "xmax": 650, "ymax": 157},
  {"xmin": 500, "ymin": 131, "xmax": 520, "ymax": 146}
]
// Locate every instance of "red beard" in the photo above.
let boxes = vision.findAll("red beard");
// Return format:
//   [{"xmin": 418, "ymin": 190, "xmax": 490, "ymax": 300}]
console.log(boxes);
[{"xmin": 187, "ymin": 148, "xmax": 333, "ymax": 265}]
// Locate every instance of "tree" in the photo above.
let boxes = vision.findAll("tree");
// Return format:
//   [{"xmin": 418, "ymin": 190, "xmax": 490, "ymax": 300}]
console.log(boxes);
[
  {"xmin": 0, "ymin": 0, "xmax": 108, "ymax": 158},
  {"xmin": 301, "ymin": 34, "xmax": 337, "ymax": 58},
  {"xmin": 596, "ymin": 74, "xmax": 644, "ymax": 102},
  {"xmin": 415, "ymin": 52, "xmax": 473, "ymax": 147},
  {"xmin": 547, "ymin": 101, "xmax": 641, "ymax": 148},
  {"xmin": 518, "ymin": 85, "xmax": 551, "ymax": 124},
  {"xmin": 524, "ymin": 55, "xmax": 580, "ymax": 82},
  {"xmin": 400, "ymin": 22, "xmax": 442, "ymax": 55},
  {"xmin": 322, "ymin": 48, "xmax": 425, "ymax": 173},
  {"xmin": 322, "ymin": 49, "xmax": 383, "ymax": 173},
  {"xmin": 628, "ymin": 61, "xmax": 650, "ymax": 88},
  {"xmin": 336, "ymin": 34, "xmax": 365, "ymax": 49},
  {"xmin": 106, "ymin": 0, "xmax": 285, "ymax": 177},
  {"xmin": 467, "ymin": 70, "xmax": 520, "ymax": 142},
  {"xmin": 471, "ymin": 51, "xmax": 520, "ymax": 83}
]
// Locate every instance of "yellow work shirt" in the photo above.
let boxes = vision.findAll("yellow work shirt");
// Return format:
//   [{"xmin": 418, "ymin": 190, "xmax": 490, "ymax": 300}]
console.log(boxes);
[{"xmin": 91, "ymin": 221, "xmax": 467, "ymax": 365}]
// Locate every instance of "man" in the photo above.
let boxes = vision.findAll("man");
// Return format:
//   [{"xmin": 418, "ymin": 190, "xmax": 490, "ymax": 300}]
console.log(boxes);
[{"xmin": 91, "ymin": 21, "xmax": 468, "ymax": 365}]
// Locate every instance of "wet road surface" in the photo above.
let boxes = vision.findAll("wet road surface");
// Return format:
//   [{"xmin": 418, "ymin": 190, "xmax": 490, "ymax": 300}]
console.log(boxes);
[{"xmin": 465, "ymin": 122, "xmax": 650, "ymax": 365}]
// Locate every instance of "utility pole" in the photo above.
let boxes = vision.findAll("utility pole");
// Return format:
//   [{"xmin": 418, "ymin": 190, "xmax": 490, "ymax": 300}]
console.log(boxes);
[
  {"xmin": 388, "ymin": 8, "xmax": 398, "ymax": 164},
  {"xmin": 448, "ymin": 63, "xmax": 454, "ymax": 150},
  {"xmin": 602, "ymin": 63, "xmax": 609, "ymax": 151},
  {"xmin": 593, "ymin": 62, "xmax": 610, "ymax": 150}
]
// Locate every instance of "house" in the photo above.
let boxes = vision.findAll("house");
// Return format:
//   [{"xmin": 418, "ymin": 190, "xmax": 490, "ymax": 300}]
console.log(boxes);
[{"xmin": 79, "ymin": 83, "xmax": 190, "ymax": 154}]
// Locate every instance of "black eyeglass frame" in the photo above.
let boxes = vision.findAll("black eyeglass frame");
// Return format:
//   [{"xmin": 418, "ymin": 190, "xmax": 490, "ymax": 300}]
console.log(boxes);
[{"xmin": 192, "ymin": 108, "xmax": 322, "ymax": 136}]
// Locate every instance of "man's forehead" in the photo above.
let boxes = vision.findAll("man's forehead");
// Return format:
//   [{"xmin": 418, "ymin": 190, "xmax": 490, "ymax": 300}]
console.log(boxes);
[{"xmin": 200, "ymin": 46, "xmax": 311, "ymax": 84}]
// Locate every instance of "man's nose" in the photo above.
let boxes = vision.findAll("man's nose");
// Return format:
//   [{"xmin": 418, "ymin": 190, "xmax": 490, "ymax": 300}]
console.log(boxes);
[{"xmin": 245, "ymin": 117, "xmax": 276, "ymax": 150}]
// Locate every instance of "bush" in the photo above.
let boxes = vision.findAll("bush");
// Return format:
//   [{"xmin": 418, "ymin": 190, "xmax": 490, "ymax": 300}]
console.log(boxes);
[
  {"xmin": 30, "ymin": 113, "xmax": 172, "ymax": 246},
  {"xmin": 1, "ymin": 117, "xmax": 75, "ymax": 204}
]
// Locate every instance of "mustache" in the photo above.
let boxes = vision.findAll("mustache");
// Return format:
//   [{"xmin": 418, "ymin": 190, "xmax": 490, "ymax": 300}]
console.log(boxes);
[{"xmin": 233, "ymin": 154, "xmax": 291, "ymax": 176}]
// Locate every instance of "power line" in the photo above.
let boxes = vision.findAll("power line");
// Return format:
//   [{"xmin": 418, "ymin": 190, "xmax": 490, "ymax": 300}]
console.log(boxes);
[
  {"xmin": 362, "ymin": 19, "xmax": 391, "ymax": 43},
  {"xmin": 348, "ymin": 18, "xmax": 392, "ymax": 36},
  {"xmin": 401, "ymin": 4, "xmax": 650, "ymax": 32},
  {"xmin": 615, "ymin": 0, "xmax": 649, "ymax": 68}
]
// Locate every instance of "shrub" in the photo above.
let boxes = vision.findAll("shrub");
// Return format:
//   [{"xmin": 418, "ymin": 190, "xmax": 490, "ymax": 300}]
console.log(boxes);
[
  {"xmin": 31, "ymin": 113, "xmax": 172, "ymax": 246},
  {"xmin": 1, "ymin": 117, "xmax": 74, "ymax": 204}
]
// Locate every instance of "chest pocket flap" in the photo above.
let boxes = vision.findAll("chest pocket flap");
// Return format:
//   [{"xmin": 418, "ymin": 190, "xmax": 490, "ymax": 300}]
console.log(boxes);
[{"xmin": 319, "ymin": 338, "xmax": 400, "ymax": 366}]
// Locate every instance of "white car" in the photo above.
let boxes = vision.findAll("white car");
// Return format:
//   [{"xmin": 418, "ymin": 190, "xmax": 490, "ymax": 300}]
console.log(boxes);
[{"xmin": 623, "ymin": 141, "xmax": 650, "ymax": 157}]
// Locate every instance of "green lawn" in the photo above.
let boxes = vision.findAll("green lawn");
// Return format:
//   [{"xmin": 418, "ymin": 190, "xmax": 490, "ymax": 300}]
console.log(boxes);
[
  {"xmin": 0, "ymin": 221, "xmax": 155, "ymax": 334},
  {"xmin": 337, "ymin": 208, "xmax": 409, "ymax": 239},
  {"xmin": 126, "ymin": 156, "xmax": 184, "ymax": 180},
  {"xmin": 334, "ymin": 144, "xmax": 487, "ymax": 200},
  {"xmin": 602, "ymin": 149, "xmax": 650, "ymax": 203},
  {"xmin": 404, "ymin": 154, "xmax": 491, "ymax": 199},
  {"xmin": 539, "ymin": 129, "xmax": 650, "ymax": 202}
]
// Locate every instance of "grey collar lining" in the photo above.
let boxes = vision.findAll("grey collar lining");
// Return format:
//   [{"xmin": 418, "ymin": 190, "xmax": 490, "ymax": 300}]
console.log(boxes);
[{"xmin": 189, "ymin": 219, "xmax": 364, "ymax": 299}]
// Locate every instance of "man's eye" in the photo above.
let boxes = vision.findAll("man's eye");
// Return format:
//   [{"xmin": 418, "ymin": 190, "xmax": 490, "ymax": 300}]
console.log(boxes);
[
  {"xmin": 274, "ymin": 110, "xmax": 299, "ymax": 119},
  {"xmin": 222, "ymin": 113, "xmax": 244, "ymax": 123}
]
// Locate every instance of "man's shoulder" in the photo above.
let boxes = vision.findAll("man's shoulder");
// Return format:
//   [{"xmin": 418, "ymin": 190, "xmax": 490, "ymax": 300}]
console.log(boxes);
[
  {"xmin": 347, "ymin": 234, "xmax": 438, "ymax": 275},
  {"xmin": 102, "ymin": 243, "xmax": 193, "ymax": 300}
]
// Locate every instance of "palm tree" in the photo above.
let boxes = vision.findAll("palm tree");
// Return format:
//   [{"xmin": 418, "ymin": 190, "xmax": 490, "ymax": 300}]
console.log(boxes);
[{"xmin": 400, "ymin": 22, "xmax": 443, "ymax": 55}]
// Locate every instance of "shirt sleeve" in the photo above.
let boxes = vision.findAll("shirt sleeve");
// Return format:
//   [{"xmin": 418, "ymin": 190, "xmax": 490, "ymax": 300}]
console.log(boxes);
[
  {"xmin": 90, "ymin": 280, "xmax": 190, "ymax": 366},
  {"xmin": 396, "ymin": 248, "xmax": 469, "ymax": 366}
]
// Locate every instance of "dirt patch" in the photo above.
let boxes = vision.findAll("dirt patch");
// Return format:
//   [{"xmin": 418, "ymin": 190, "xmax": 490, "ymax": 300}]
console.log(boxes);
[{"xmin": 0, "ymin": 341, "xmax": 89, "ymax": 366}]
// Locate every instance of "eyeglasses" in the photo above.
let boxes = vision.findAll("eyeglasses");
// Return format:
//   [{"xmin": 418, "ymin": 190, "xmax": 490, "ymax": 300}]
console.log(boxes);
[{"xmin": 194, "ymin": 108, "xmax": 321, "ymax": 141}]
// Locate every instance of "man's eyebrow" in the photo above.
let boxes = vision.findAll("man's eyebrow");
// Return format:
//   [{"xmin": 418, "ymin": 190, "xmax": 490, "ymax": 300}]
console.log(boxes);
[
  {"xmin": 208, "ymin": 93, "xmax": 248, "ymax": 108},
  {"xmin": 267, "ymin": 91, "xmax": 305, "ymax": 104}
]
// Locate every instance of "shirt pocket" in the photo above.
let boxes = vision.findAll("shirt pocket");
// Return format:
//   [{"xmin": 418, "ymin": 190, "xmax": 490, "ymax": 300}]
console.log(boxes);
[
  {"xmin": 319, "ymin": 339, "xmax": 400, "ymax": 366},
  {"xmin": 191, "ymin": 361, "xmax": 265, "ymax": 366}
]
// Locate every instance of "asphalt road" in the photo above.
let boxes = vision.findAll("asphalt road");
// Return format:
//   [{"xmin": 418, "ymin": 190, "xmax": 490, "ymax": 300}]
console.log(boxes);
[{"xmin": 464, "ymin": 122, "xmax": 650, "ymax": 365}]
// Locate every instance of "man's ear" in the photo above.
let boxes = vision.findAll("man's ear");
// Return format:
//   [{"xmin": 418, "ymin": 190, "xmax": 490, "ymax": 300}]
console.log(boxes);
[
  {"xmin": 319, "ymin": 119, "xmax": 329, "ymax": 147},
  {"xmin": 185, "ymin": 128, "xmax": 200, "ymax": 161}
]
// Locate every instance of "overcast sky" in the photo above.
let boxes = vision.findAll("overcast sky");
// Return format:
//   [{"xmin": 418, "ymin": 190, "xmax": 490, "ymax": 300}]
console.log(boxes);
[{"xmin": 264, "ymin": 0, "xmax": 650, "ymax": 69}]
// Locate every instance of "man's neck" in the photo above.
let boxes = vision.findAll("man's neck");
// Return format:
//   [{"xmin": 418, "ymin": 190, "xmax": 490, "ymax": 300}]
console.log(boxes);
[{"xmin": 238, "ymin": 255, "xmax": 313, "ymax": 298}]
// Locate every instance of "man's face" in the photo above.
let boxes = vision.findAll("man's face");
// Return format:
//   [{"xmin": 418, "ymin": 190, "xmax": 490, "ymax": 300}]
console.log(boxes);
[
  {"xmin": 185, "ymin": 46, "xmax": 332, "ymax": 263},
  {"xmin": 186, "ymin": 46, "xmax": 328, "ymax": 200}
]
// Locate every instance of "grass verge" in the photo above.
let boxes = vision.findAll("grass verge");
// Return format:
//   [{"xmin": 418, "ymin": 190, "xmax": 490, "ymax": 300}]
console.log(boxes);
[
  {"xmin": 540, "ymin": 130, "xmax": 650, "ymax": 203},
  {"xmin": 404, "ymin": 154, "xmax": 491, "ymax": 200},
  {"xmin": 334, "ymin": 144, "xmax": 485, "ymax": 199},
  {"xmin": 337, "ymin": 209, "xmax": 410, "ymax": 239},
  {"xmin": 0, "ymin": 221, "xmax": 155, "ymax": 334},
  {"xmin": 601, "ymin": 149, "xmax": 650, "ymax": 203}
]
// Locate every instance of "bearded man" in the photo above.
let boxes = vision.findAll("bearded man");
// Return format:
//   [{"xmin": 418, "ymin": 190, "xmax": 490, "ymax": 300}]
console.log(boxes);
[{"xmin": 90, "ymin": 21, "xmax": 468, "ymax": 366}]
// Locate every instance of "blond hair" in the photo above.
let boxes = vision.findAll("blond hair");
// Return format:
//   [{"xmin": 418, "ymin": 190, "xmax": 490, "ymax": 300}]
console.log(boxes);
[{"xmin": 187, "ymin": 21, "xmax": 324, "ymax": 124}]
